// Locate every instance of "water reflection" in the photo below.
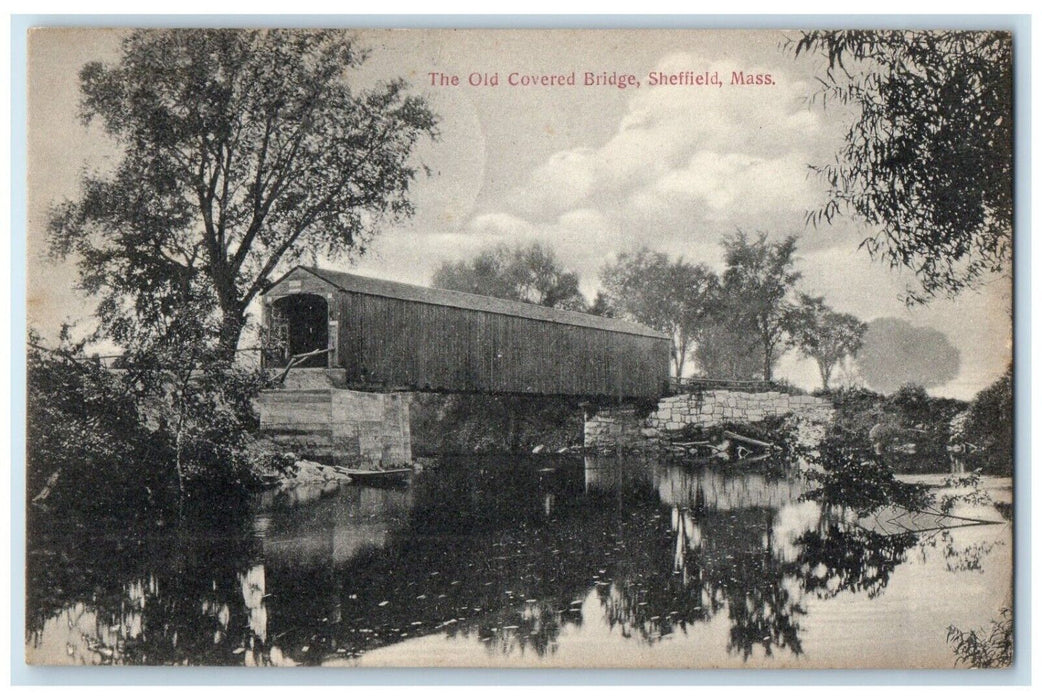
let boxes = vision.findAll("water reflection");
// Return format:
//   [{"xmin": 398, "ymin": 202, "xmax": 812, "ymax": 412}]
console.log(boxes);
[{"xmin": 26, "ymin": 454, "xmax": 1011, "ymax": 667}]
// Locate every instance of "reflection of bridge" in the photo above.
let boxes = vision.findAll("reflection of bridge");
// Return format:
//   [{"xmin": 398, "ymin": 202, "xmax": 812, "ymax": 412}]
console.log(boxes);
[{"xmin": 32, "ymin": 456, "xmax": 998, "ymax": 667}]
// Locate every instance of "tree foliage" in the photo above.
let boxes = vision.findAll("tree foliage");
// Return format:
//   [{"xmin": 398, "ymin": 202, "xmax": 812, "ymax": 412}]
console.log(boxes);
[
  {"xmin": 693, "ymin": 317, "xmax": 763, "ymax": 381},
  {"xmin": 48, "ymin": 29, "xmax": 438, "ymax": 356},
  {"xmin": 963, "ymin": 364, "xmax": 1013, "ymax": 474},
  {"xmin": 797, "ymin": 427, "xmax": 934, "ymax": 516},
  {"xmin": 788, "ymin": 294, "xmax": 867, "ymax": 389},
  {"xmin": 26, "ymin": 328, "xmax": 164, "ymax": 511},
  {"xmin": 122, "ymin": 305, "xmax": 280, "ymax": 498},
  {"xmin": 718, "ymin": 232, "xmax": 802, "ymax": 382},
  {"xmin": 791, "ymin": 30, "xmax": 1013, "ymax": 303},
  {"xmin": 599, "ymin": 248, "xmax": 719, "ymax": 379},
  {"xmin": 432, "ymin": 243, "xmax": 586, "ymax": 311},
  {"xmin": 856, "ymin": 317, "xmax": 960, "ymax": 394},
  {"xmin": 586, "ymin": 291, "xmax": 616, "ymax": 318},
  {"xmin": 947, "ymin": 607, "xmax": 1013, "ymax": 668},
  {"xmin": 28, "ymin": 279, "xmax": 292, "ymax": 512}
]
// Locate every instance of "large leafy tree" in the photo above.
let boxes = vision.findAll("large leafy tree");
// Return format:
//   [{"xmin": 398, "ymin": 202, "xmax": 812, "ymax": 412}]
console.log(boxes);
[
  {"xmin": 720, "ymin": 232, "xmax": 802, "ymax": 382},
  {"xmin": 693, "ymin": 315, "xmax": 763, "ymax": 382},
  {"xmin": 48, "ymin": 29, "xmax": 438, "ymax": 359},
  {"xmin": 788, "ymin": 294, "xmax": 867, "ymax": 390},
  {"xmin": 791, "ymin": 30, "xmax": 1013, "ymax": 303},
  {"xmin": 600, "ymin": 248, "xmax": 719, "ymax": 380},
  {"xmin": 432, "ymin": 243, "xmax": 586, "ymax": 311}
]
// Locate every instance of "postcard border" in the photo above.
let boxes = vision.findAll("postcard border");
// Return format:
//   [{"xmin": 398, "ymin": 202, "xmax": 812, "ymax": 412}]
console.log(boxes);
[{"xmin": 8, "ymin": 12, "xmax": 1033, "ymax": 686}]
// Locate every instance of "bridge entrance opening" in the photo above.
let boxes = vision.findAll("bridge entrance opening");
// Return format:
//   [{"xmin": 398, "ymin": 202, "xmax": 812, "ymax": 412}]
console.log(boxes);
[{"xmin": 268, "ymin": 293, "xmax": 330, "ymax": 368}]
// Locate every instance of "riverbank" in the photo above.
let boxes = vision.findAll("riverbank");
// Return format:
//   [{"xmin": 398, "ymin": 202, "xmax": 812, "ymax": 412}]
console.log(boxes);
[{"xmin": 409, "ymin": 393, "xmax": 584, "ymax": 455}]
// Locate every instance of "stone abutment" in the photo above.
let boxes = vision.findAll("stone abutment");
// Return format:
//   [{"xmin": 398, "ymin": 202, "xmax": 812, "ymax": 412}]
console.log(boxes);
[{"xmin": 585, "ymin": 389, "xmax": 834, "ymax": 452}]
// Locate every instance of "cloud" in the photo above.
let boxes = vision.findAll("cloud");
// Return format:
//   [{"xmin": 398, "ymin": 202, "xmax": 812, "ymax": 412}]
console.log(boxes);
[
  {"xmin": 506, "ymin": 148, "xmax": 600, "ymax": 216},
  {"xmin": 486, "ymin": 51, "xmax": 848, "ymax": 281},
  {"xmin": 454, "ymin": 50, "xmax": 875, "ymax": 312},
  {"xmin": 638, "ymin": 150, "xmax": 818, "ymax": 224},
  {"xmin": 466, "ymin": 212, "xmax": 535, "ymax": 239},
  {"xmin": 502, "ymin": 54, "xmax": 829, "ymax": 231}
]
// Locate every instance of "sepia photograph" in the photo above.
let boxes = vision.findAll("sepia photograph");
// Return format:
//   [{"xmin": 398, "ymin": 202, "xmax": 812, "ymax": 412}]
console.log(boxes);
[{"xmin": 23, "ymin": 25, "xmax": 1015, "ymax": 670}]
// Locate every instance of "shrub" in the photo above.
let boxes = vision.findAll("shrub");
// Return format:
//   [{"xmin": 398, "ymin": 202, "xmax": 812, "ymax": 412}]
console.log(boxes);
[
  {"xmin": 410, "ymin": 394, "xmax": 582, "ymax": 454},
  {"xmin": 27, "ymin": 329, "xmax": 293, "ymax": 516},
  {"xmin": 947, "ymin": 608, "xmax": 1013, "ymax": 668},
  {"xmin": 963, "ymin": 366, "xmax": 1014, "ymax": 475},
  {"xmin": 27, "ymin": 330, "xmax": 172, "ymax": 516}
]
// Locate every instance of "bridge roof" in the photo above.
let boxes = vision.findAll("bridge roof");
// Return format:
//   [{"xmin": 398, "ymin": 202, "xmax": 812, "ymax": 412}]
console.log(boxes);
[{"xmin": 280, "ymin": 266, "xmax": 668, "ymax": 340}]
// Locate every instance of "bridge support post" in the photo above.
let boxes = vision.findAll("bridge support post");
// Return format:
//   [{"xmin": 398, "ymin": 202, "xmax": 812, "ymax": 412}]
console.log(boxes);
[
  {"xmin": 584, "ymin": 402, "xmax": 644, "ymax": 453},
  {"xmin": 257, "ymin": 384, "xmax": 412, "ymax": 466}
]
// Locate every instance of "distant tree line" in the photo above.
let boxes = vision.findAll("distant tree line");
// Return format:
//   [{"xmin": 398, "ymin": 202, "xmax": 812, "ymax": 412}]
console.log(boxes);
[
  {"xmin": 432, "ymin": 239, "xmax": 1010, "ymax": 471},
  {"xmin": 432, "ymin": 234, "xmax": 867, "ymax": 390}
]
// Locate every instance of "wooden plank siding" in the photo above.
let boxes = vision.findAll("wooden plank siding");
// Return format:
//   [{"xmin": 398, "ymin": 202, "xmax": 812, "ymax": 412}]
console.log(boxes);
[{"xmin": 263, "ymin": 266, "xmax": 670, "ymax": 400}]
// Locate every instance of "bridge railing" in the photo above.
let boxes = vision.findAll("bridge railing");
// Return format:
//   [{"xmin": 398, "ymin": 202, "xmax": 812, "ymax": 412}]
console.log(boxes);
[
  {"xmin": 275, "ymin": 347, "xmax": 336, "ymax": 384},
  {"xmin": 667, "ymin": 377, "xmax": 805, "ymax": 395},
  {"xmin": 29, "ymin": 343, "xmax": 266, "ymax": 370}
]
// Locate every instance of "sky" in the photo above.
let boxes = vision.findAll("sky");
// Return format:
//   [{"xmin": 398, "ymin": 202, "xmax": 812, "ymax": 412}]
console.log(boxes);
[{"xmin": 25, "ymin": 28, "xmax": 1013, "ymax": 400}]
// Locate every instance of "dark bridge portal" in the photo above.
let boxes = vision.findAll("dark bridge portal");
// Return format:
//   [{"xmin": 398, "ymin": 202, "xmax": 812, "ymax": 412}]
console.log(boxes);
[
  {"xmin": 268, "ymin": 293, "xmax": 329, "ymax": 368},
  {"xmin": 262, "ymin": 266, "xmax": 671, "ymax": 400}
]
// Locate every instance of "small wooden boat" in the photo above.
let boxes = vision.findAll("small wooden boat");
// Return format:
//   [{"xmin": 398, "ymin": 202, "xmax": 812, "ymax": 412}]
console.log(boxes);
[{"xmin": 341, "ymin": 467, "xmax": 413, "ymax": 485}]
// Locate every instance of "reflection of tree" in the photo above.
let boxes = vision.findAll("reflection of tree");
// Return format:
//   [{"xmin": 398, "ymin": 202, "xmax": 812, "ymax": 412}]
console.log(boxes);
[
  {"xmin": 456, "ymin": 600, "xmax": 571, "ymax": 658},
  {"xmin": 653, "ymin": 468, "xmax": 809, "ymax": 658},
  {"xmin": 221, "ymin": 456, "xmax": 616, "ymax": 663},
  {"xmin": 687, "ymin": 506, "xmax": 806, "ymax": 660},
  {"xmin": 918, "ymin": 529, "xmax": 1002, "ymax": 575},
  {"xmin": 26, "ymin": 503, "xmax": 267, "ymax": 665},
  {"xmin": 793, "ymin": 523, "xmax": 917, "ymax": 600},
  {"xmin": 28, "ymin": 454, "xmax": 1002, "ymax": 667},
  {"xmin": 593, "ymin": 504, "xmax": 713, "ymax": 645},
  {"xmin": 28, "ymin": 457, "xmax": 672, "ymax": 664},
  {"xmin": 591, "ymin": 465, "xmax": 809, "ymax": 660}
]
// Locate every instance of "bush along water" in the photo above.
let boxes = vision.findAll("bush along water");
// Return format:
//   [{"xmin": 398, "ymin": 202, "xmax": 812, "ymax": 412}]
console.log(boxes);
[
  {"xmin": 794, "ymin": 427, "xmax": 933, "ymax": 517},
  {"xmin": 960, "ymin": 365, "xmax": 1014, "ymax": 475},
  {"xmin": 409, "ymin": 393, "xmax": 584, "ymax": 455},
  {"xmin": 821, "ymin": 384, "xmax": 976, "ymax": 474},
  {"xmin": 27, "ymin": 330, "xmax": 294, "ymax": 527},
  {"xmin": 947, "ymin": 607, "xmax": 1013, "ymax": 668},
  {"xmin": 27, "ymin": 331, "xmax": 174, "ymax": 523}
]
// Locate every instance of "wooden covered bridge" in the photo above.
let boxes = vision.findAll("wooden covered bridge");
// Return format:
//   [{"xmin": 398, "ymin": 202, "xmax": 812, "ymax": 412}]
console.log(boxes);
[
  {"xmin": 261, "ymin": 266, "xmax": 671, "ymax": 400},
  {"xmin": 257, "ymin": 266, "xmax": 669, "ymax": 464}
]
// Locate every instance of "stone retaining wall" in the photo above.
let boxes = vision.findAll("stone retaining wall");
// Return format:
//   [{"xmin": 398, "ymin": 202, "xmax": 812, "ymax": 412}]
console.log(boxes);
[
  {"xmin": 257, "ymin": 387, "xmax": 411, "ymax": 465},
  {"xmin": 585, "ymin": 390, "xmax": 834, "ymax": 452}
]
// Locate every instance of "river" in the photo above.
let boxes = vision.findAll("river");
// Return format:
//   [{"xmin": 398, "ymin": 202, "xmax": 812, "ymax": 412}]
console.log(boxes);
[{"xmin": 25, "ymin": 455, "xmax": 1012, "ymax": 668}]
